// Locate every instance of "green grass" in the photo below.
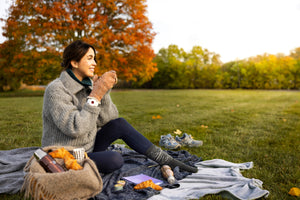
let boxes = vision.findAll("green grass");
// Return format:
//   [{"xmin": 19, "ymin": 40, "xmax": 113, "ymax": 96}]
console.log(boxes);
[{"xmin": 0, "ymin": 89, "xmax": 299, "ymax": 199}]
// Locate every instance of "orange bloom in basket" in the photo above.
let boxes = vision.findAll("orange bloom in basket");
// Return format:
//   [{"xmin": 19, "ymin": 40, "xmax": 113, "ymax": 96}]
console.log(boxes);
[{"xmin": 49, "ymin": 147, "xmax": 83, "ymax": 170}]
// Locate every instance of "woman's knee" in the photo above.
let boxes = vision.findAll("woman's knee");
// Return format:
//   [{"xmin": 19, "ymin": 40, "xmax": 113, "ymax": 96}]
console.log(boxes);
[
  {"xmin": 109, "ymin": 117, "xmax": 128, "ymax": 127},
  {"xmin": 88, "ymin": 151, "xmax": 124, "ymax": 173},
  {"xmin": 101, "ymin": 152, "xmax": 124, "ymax": 173},
  {"xmin": 103, "ymin": 117, "xmax": 132, "ymax": 133},
  {"xmin": 110, "ymin": 151, "xmax": 124, "ymax": 169}
]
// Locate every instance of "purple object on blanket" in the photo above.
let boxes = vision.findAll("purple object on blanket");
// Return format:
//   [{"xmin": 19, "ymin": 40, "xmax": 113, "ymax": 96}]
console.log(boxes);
[{"xmin": 0, "ymin": 145, "xmax": 201, "ymax": 200}]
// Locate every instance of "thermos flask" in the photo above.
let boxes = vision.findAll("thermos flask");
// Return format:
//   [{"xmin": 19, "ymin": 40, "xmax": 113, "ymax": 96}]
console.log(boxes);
[{"xmin": 34, "ymin": 149, "xmax": 65, "ymax": 173}]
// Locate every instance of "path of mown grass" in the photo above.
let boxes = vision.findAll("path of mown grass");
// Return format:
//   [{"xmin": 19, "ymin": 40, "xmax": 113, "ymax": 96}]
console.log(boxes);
[{"xmin": 0, "ymin": 89, "xmax": 299, "ymax": 199}]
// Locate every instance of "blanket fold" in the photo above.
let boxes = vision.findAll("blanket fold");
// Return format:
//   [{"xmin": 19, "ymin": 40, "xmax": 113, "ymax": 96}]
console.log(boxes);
[
  {"xmin": 0, "ymin": 145, "xmax": 269, "ymax": 200},
  {"xmin": 148, "ymin": 159, "xmax": 269, "ymax": 200},
  {"xmin": 0, "ymin": 147, "xmax": 38, "ymax": 194}
]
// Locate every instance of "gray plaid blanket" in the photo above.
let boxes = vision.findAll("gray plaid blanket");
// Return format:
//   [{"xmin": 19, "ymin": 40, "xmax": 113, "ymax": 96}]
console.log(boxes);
[{"xmin": 0, "ymin": 145, "xmax": 269, "ymax": 200}]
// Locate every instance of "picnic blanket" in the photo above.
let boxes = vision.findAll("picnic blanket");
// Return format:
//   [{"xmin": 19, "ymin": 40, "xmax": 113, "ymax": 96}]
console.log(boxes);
[
  {"xmin": 148, "ymin": 159, "xmax": 269, "ymax": 200},
  {"xmin": 0, "ymin": 146, "xmax": 38, "ymax": 194},
  {"xmin": 0, "ymin": 145, "xmax": 199, "ymax": 199},
  {"xmin": 0, "ymin": 145, "xmax": 269, "ymax": 200}
]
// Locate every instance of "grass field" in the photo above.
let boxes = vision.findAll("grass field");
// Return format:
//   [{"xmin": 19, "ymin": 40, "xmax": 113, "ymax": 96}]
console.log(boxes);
[{"xmin": 0, "ymin": 89, "xmax": 299, "ymax": 199}]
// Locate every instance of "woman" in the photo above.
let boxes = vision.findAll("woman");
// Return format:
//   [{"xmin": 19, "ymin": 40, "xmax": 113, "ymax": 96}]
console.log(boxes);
[{"xmin": 41, "ymin": 40, "xmax": 197, "ymax": 174}]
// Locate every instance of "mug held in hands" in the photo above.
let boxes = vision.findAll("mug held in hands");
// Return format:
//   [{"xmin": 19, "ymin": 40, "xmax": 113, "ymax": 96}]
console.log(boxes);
[{"xmin": 89, "ymin": 71, "xmax": 117, "ymax": 101}]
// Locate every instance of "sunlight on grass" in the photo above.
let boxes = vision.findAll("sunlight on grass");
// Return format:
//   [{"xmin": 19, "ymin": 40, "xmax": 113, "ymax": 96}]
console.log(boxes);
[{"xmin": 0, "ymin": 89, "xmax": 299, "ymax": 200}]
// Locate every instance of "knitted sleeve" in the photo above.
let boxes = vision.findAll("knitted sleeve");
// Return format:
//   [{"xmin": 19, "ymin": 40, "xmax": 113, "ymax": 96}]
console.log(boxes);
[
  {"xmin": 43, "ymin": 82, "xmax": 100, "ymax": 138},
  {"xmin": 97, "ymin": 90, "xmax": 119, "ymax": 128}
]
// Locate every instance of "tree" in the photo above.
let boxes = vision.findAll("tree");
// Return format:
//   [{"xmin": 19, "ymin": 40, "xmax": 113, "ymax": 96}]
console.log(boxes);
[
  {"xmin": 0, "ymin": 40, "xmax": 23, "ymax": 91},
  {"xmin": 0, "ymin": 0, "xmax": 157, "ymax": 90},
  {"xmin": 148, "ymin": 45, "xmax": 221, "ymax": 89},
  {"xmin": 185, "ymin": 46, "xmax": 221, "ymax": 88},
  {"xmin": 289, "ymin": 47, "xmax": 300, "ymax": 89},
  {"xmin": 150, "ymin": 45, "xmax": 189, "ymax": 88}
]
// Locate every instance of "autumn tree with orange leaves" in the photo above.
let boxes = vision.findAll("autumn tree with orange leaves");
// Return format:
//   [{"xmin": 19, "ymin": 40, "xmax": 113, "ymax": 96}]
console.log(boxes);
[{"xmin": 0, "ymin": 0, "xmax": 157, "ymax": 91}]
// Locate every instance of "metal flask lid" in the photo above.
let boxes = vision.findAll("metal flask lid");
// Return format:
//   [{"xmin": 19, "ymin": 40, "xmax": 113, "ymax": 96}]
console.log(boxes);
[{"xmin": 34, "ymin": 149, "xmax": 47, "ymax": 160}]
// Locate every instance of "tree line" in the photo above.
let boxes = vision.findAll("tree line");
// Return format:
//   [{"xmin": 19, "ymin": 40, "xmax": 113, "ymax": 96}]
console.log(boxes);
[
  {"xmin": 141, "ymin": 45, "xmax": 300, "ymax": 90},
  {"xmin": 0, "ymin": 0, "xmax": 299, "ymax": 91}
]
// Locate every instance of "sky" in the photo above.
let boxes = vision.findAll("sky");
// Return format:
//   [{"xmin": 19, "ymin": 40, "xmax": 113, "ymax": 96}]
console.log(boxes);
[{"xmin": 1, "ymin": 0, "xmax": 300, "ymax": 63}]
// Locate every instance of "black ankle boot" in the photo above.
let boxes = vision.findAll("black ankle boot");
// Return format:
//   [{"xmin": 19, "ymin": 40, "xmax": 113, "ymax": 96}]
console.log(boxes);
[{"xmin": 145, "ymin": 145, "xmax": 198, "ymax": 173}]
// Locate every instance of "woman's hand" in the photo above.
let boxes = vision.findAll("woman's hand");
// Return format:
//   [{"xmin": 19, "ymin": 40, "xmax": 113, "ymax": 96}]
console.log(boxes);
[{"xmin": 89, "ymin": 70, "xmax": 118, "ymax": 101}]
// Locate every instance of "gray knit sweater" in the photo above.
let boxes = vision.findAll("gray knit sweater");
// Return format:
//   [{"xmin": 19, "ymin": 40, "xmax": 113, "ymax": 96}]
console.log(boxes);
[{"xmin": 41, "ymin": 70, "xmax": 119, "ymax": 152}]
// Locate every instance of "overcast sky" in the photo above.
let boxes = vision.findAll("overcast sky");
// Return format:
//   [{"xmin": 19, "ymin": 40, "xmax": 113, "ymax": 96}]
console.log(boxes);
[{"xmin": 1, "ymin": 0, "xmax": 300, "ymax": 63}]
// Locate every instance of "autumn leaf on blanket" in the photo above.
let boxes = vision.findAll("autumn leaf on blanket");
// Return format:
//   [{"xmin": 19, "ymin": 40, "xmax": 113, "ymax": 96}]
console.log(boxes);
[{"xmin": 134, "ymin": 179, "xmax": 162, "ymax": 191}]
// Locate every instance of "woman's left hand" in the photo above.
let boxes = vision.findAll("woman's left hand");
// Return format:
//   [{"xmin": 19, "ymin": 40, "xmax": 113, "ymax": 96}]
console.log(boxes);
[{"xmin": 90, "ymin": 71, "xmax": 117, "ymax": 101}]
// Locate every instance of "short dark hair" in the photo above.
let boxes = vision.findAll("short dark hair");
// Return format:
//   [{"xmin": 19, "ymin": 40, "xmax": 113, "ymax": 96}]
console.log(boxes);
[{"xmin": 61, "ymin": 40, "xmax": 97, "ymax": 69}]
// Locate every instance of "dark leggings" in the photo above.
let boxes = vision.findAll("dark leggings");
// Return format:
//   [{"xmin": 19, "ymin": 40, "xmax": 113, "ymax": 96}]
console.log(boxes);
[{"xmin": 88, "ymin": 118, "xmax": 152, "ymax": 173}]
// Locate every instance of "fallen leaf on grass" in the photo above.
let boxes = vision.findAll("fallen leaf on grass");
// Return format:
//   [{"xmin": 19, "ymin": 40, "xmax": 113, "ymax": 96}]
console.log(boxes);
[
  {"xmin": 289, "ymin": 187, "xmax": 300, "ymax": 197},
  {"xmin": 174, "ymin": 129, "xmax": 182, "ymax": 135},
  {"xmin": 152, "ymin": 115, "xmax": 162, "ymax": 119}
]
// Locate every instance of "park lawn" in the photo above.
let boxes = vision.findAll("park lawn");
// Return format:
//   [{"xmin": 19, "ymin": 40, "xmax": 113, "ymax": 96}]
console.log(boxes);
[{"xmin": 0, "ymin": 89, "xmax": 299, "ymax": 200}]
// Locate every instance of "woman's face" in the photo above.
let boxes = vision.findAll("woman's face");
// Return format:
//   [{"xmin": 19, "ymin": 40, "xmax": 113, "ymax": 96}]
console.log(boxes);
[{"xmin": 71, "ymin": 47, "xmax": 96, "ymax": 81}]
